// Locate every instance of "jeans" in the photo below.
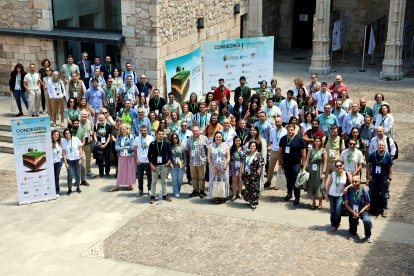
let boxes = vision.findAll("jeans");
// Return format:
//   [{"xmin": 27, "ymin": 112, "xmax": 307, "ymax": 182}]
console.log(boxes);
[
  {"xmin": 97, "ymin": 145, "xmax": 111, "ymax": 176},
  {"xmin": 137, "ymin": 162, "xmax": 152, "ymax": 192},
  {"xmin": 54, "ymin": 160, "xmax": 62, "ymax": 194},
  {"xmin": 329, "ymin": 195, "xmax": 343, "ymax": 228},
  {"xmin": 369, "ymin": 178, "xmax": 388, "ymax": 210},
  {"xmin": 67, "ymin": 159, "xmax": 81, "ymax": 190},
  {"xmin": 171, "ymin": 168, "xmax": 185, "ymax": 195},
  {"xmin": 349, "ymin": 212, "xmax": 372, "ymax": 238},
  {"xmin": 283, "ymin": 163, "xmax": 301, "ymax": 198},
  {"xmin": 150, "ymin": 166, "xmax": 169, "ymax": 197},
  {"xmin": 13, "ymin": 89, "xmax": 28, "ymax": 113}
]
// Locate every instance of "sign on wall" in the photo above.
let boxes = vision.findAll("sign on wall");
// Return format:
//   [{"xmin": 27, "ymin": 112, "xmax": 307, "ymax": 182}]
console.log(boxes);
[
  {"xmin": 11, "ymin": 117, "xmax": 56, "ymax": 205},
  {"xmin": 165, "ymin": 47, "xmax": 202, "ymax": 103},
  {"xmin": 203, "ymin": 36, "xmax": 274, "ymax": 92}
]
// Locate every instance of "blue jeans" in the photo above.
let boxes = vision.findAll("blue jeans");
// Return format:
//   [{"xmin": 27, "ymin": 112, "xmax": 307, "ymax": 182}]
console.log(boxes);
[
  {"xmin": 54, "ymin": 160, "xmax": 62, "ymax": 194},
  {"xmin": 284, "ymin": 163, "xmax": 301, "ymax": 198},
  {"xmin": 67, "ymin": 159, "xmax": 81, "ymax": 190},
  {"xmin": 137, "ymin": 162, "xmax": 152, "ymax": 192},
  {"xmin": 349, "ymin": 212, "xmax": 372, "ymax": 238},
  {"xmin": 13, "ymin": 89, "xmax": 29, "ymax": 113},
  {"xmin": 369, "ymin": 178, "xmax": 388, "ymax": 210},
  {"xmin": 329, "ymin": 195, "xmax": 343, "ymax": 228},
  {"xmin": 171, "ymin": 167, "xmax": 185, "ymax": 195}
]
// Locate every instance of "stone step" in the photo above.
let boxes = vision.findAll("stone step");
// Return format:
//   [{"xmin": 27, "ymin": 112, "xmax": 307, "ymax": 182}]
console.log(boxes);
[
  {"xmin": 0, "ymin": 141, "xmax": 13, "ymax": 154},
  {"xmin": 0, "ymin": 130, "xmax": 12, "ymax": 143},
  {"xmin": 0, "ymin": 124, "xmax": 11, "ymax": 132}
]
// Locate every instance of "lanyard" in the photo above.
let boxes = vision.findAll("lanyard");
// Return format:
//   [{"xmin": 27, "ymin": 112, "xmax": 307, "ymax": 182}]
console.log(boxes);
[
  {"xmin": 353, "ymin": 189, "xmax": 362, "ymax": 204},
  {"xmin": 222, "ymin": 130, "xmax": 228, "ymax": 141},
  {"xmin": 375, "ymin": 151, "xmax": 387, "ymax": 165},
  {"xmin": 107, "ymin": 87, "xmax": 113, "ymax": 97},
  {"xmin": 287, "ymin": 134, "xmax": 296, "ymax": 146},
  {"xmin": 362, "ymin": 126, "xmax": 372, "ymax": 139},
  {"xmin": 83, "ymin": 61, "xmax": 87, "ymax": 72},
  {"xmin": 240, "ymin": 131, "xmax": 246, "ymax": 142},
  {"xmin": 73, "ymin": 81, "xmax": 78, "ymax": 92},
  {"xmin": 335, "ymin": 171, "xmax": 343, "ymax": 188},
  {"xmin": 191, "ymin": 103, "xmax": 197, "ymax": 113},
  {"xmin": 235, "ymin": 149, "xmax": 241, "ymax": 160},
  {"xmin": 68, "ymin": 139, "xmax": 73, "ymax": 153},
  {"xmin": 105, "ymin": 64, "xmax": 112, "ymax": 73},
  {"xmin": 156, "ymin": 141, "xmax": 163, "ymax": 156},
  {"xmin": 154, "ymin": 98, "xmax": 160, "ymax": 109},
  {"xmin": 286, "ymin": 100, "xmax": 291, "ymax": 110},
  {"xmin": 191, "ymin": 137, "xmax": 198, "ymax": 150},
  {"xmin": 30, "ymin": 73, "xmax": 36, "ymax": 85},
  {"xmin": 217, "ymin": 144, "xmax": 222, "ymax": 157},
  {"xmin": 275, "ymin": 128, "xmax": 282, "ymax": 143},
  {"xmin": 351, "ymin": 114, "xmax": 358, "ymax": 124},
  {"xmin": 312, "ymin": 149, "xmax": 321, "ymax": 162},
  {"xmin": 347, "ymin": 150, "xmax": 354, "ymax": 165},
  {"xmin": 174, "ymin": 145, "xmax": 181, "ymax": 157},
  {"xmin": 141, "ymin": 136, "xmax": 147, "ymax": 150},
  {"xmin": 320, "ymin": 92, "xmax": 326, "ymax": 104},
  {"xmin": 200, "ymin": 113, "xmax": 205, "ymax": 128},
  {"xmin": 245, "ymin": 152, "xmax": 257, "ymax": 165}
]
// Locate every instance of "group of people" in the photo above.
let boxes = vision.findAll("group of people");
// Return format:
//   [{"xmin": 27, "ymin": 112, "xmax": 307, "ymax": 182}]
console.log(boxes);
[{"xmin": 12, "ymin": 54, "xmax": 396, "ymax": 243}]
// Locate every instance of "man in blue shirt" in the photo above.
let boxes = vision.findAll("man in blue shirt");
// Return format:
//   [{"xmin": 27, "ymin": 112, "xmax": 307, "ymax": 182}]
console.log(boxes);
[
  {"xmin": 317, "ymin": 103, "xmax": 339, "ymax": 136},
  {"xmin": 367, "ymin": 140, "xmax": 393, "ymax": 217},
  {"xmin": 84, "ymin": 79, "xmax": 105, "ymax": 124},
  {"xmin": 345, "ymin": 175, "xmax": 373, "ymax": 243},
  {"xmin": 121, "ymin": 62, "xmax": 137, "ymax": 84},
  {"xmin": 148, "ymin": 129, "xmax": 174, "ymax": 204},
  {"xmin": 136, "ymin": 74, "xmax": 153, "ymax": 98}
]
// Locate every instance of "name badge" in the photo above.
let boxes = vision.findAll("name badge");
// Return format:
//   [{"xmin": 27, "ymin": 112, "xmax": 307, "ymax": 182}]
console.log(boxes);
[
  {"xmin": 333, "ymin": 94, "xmax": 337, "ymax": 99},
  {"xmin": 323, "ymin": 126, "xmax": 328, "ymax": 132},
  {"xmin": 312, "ymin": 164, "xmax": 318, "ymax": 171},
  {"xmin": 151, "ymin": 131, "xmax": 155, "ymax": 137},
  {"xmin": 101, "ymin": 137, "xmax": 106, "ymax": 143},
  {"xmin": 365, "ymin": 139, "xmax": 370, "ymax": 146},
  {"xmin": 329, "ymin": 149, "xmax": 335, "ymax": 157},
  {"xmin": 336, "ymin": 189, "xmax": 340, "ymax": 196},
  {"xmin": 209, "ymin": 137, "xmax": 213, "ymax": 144},
  {"xmin": 141, "ymin": 92, "xmax": 145, "ymax": 97},
  {"xmin": 285, "ymin": 146, "xmax": 290, "ymax": 154},
  {"xmin": 157, "ymin": 156, "xmax": 162, "ymax": 164},
  {"xmin": 353, "ymin": 204, "xmax": 359, "ymax": 213},
  {"xmin": 128, "ymin": 94, "xmax": 133, "ymax": 100},
  {"xmin": 245, "ymin": 167, "xmax": 250, "ymax": 174},
  {"xmin": 108, "ymin": 74, "xmax": 112, "ymax": 79},
  {"xmin": 375, "ymin": 166, "xmax": 381, "ymax": 174},
  {"xmin": 123, "ymin": 149, "xmax": 128, "ymax": 156},
  {"xmin": 109, "ymin": 98, "xmax": 114, "ymax": 104},
  {"xmin": 85, "ymin": 72, "xmax": 89, "ymax": 78},
  {"xmin": 74, "ymin": 92, "xmax": 78, "ymax": 98},
  {"xmin": 235, "ymin": 161, "xmax": 241, "ymax": 167},
  {"xmin": 191, "ymin": 150, "xmax": 196, "ymax": 157},
  {"xmin": 175, "ymin": 157, "xmax": 181, "ymax": 162},
  {"xmin": 155, "ymin": 110, "xmax": 159, "ymax": 115}
]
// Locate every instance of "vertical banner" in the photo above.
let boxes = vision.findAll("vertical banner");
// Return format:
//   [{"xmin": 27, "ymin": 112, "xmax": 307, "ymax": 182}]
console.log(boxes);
[
  {"xmin": 332, "ymin": 20, "xmax": 342, "ymax": 51},
  {"xmin": 165, "ymin": 47, "xmax": 202, "ymax": 103},
  {"xmin": 203, "ymin": 36, "xmax": 274, "ymax": 91},
  {"xmin": 11, "ymin": 117, "xmax": 56, "ymax": 205}
]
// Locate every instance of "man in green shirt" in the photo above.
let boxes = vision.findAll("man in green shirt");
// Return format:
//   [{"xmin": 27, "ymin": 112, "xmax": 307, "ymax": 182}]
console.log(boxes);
[{"xmin": 317, "ymin": 104, "xmax": 338, "ymax": 136}]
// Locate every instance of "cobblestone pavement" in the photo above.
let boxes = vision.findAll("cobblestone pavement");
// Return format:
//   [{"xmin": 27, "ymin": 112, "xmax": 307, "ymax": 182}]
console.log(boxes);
[{"xmin": 103, "ymin": 207, "xmax": 414, "ymax": 276}]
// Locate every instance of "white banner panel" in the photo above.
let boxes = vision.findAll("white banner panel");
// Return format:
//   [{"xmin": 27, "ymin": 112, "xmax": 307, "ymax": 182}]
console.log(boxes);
[
  {"xmin": 203, "ymin": 36, "xmax": 274, "ymax": 91},
  {"xmin": 11, "ymin": 117, "xmax": 56, "ymax": 205}
]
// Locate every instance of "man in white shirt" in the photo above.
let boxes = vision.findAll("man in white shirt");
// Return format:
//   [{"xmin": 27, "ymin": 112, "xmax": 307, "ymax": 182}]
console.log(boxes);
[
  {"xmin": 192, "ymin": 102, "xmax": 211, "ymax": 133},
  {"xmin": 368, "ymin": 126, "xmax": 396, "ymax": 159},
  {"xmin": 279, "ymin": 90, "xmax": 299, "ymax": 125},
  {"xmin": 314, "ymin": 82, "xmax": 332, "ymax": 113},
  {"xmin": 23, "ymin": 63, "xmax": 41, "ymax": 117},
  {"xmin": 134, "ymin": 125, "xmax": 154, "ymax": 196},
  {"xmin": 166, "ymin": 92, "xmax": 182, "ymax": 115},
  {"xmin": 265, "ymin": 116, "xmax": 287, "ymax": 188},
  {"xmin": 262, "ymin": 98, "xmax": 282, "ymax": 127},
  {"xmin": 176, "ymin": 121, "xmax": 193, "ymax": 184},
  {"xmin": 221, "ymin": 118, "xmax": 237, "ymax": 147},
  {"xmin": 339, "ymin": 139, "xmax": 364, "ymax": 176},
  {"xmin": 341, "ymin": 103, "xmax": 364, "ymax": 139},
  {"xmin": 47, "ymin": 71, "xmax": 66, "ymax": 126}
]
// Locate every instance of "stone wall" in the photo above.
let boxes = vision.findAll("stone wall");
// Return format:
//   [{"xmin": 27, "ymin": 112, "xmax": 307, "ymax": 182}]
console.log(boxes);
[
  {"xmin": 278, "ymin": 0, "xmax": 294, "ymax": 49},
  {"xmin": 262, "ymin": 0, "xmax": 281, "ymax": 44},
  {"xmin": 0, "ymin": 0, "xmax": 54, "ymax": 94},
  {"xmin": 155, "ymin": 0, "xmax": 249, "ymax": 93}
]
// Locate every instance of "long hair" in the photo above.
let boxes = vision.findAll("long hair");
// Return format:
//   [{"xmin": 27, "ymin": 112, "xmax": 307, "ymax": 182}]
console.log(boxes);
[
  {"xmin": 13, "ymin": 63, "xmax": 25, "ymax": 75},
  {"xmin": 230, "ymin": 136, "xmax": 242, "ymax": 155},
  {"xmin": 245, "ymin": 125, "xmax": 262, "ymax": 152},
  {"xmin": 51, "ymin": 129, "xmax": 61, "ymax": 148}
]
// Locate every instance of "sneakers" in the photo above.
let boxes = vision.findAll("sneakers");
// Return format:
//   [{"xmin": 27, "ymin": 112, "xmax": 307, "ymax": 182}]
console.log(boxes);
[
  {"xmin": 76, "ymin": 188, "xmax": 82, "ymax": 193},
  {"xmin": 293, "ymin": 198, "xmax": 300, "ymax": 205},
  {"xmin": 86, "ymin": 172, "xmax": 96, "ymax": 178},
  {"xmin": 366, "ymin": 237, "xmax": 373, "ymax": 243},
  {"xmin": 149, "ymin": 196, "xmax": 156, "ymax": 204},
  {"xmin": 136, "ymin": 190, "xmax": 144, "ymax": 197},
  {"xmin": 67, "ymin": 189, "xmax": 72, "ymax": 196},
  {"xmin": 81, "ymin": 180, "xmax": 90, "ymax": 186},
  {"xmin": 163, "ymin": 195, "xmax": 172, "ymax": 202},
  {"xmin": 174, "ymin": 194, "xmax": 180, "ymax": 198},
  {"xmin": 56, "ymin": 194, "xmax": 60, "ymax": 198},
  {"xmin": 16, "ymin": 112, "xmax": 23, "ymax": 117},
  {"xmin": 284, "ymin": 194, "xmax": 292, "ymax": 201},
  {"xmin": 382, "ymin": 210, "xmax": 388, "ymax": 217},
  {"xmin": 189, "ymin": 191, "xmax": 199, "ymax": 198}
]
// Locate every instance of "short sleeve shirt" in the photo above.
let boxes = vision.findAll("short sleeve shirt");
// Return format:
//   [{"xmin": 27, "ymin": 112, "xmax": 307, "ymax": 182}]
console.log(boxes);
[
  {"xmin": 61, "ymin": 137, "xmax": 82, "ymax": 160},
  {"xmin": 186, "ymin": 135, "xmax": 208, "ymax": 166},
  {"xmin": 279, "ymin": 134, "xmax": 306, "ymax": 166},
  {"xmin": 368, "ymin": 151, "xmax": 392, "ymax": 180}
]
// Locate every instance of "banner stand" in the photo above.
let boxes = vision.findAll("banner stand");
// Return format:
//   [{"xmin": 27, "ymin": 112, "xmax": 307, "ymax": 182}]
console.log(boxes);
[{"xmin": 360, "ymin": 25, "xmax": 367, "ymax": 72}]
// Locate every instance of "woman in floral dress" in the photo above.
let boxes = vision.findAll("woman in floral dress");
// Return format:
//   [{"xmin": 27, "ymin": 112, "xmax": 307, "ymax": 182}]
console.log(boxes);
[
  {"xmin": 207, "ymin": 131, "xmax": 230, "ymax": 204},
  {"xmin": 241, "ymin": 141, "xmax": 265, "ymax": 210},
  {"xmin": 229, "ymin": 136, "xmax": 246, "ymax": 200}
]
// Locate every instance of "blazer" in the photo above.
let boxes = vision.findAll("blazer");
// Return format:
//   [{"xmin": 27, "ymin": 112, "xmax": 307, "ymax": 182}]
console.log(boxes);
[
  {"xmin": 76, "ymin": 60, "xmax": 92, "ymax": 79},
  {"xmin": 9, "ymin": 71, "xmax": 26, "ymax": 91}
]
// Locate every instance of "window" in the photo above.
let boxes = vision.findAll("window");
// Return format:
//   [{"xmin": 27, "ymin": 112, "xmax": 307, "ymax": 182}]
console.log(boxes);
[{"xmin": 52, "ymin": 0, "xmax": 121, "ymax": 31}]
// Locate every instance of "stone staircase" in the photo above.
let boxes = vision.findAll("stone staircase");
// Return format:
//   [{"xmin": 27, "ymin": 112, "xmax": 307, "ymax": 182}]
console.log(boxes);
[{"xmin": 0, "ymin": 123, "xmax": 13, "ymax": 154}]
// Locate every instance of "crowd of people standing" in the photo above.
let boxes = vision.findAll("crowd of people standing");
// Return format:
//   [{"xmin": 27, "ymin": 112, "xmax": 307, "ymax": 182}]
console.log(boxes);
[{"xmin": 11, "ymin": 54, "xmax": 397, "ymax": 243}]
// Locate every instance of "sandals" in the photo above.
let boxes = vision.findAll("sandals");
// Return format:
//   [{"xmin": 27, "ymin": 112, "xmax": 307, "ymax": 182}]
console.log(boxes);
[
  {"xmin": 128, "ymin": 185, "xmax": 133, "ymax": 191},
  {"xmin": 311, "ymin": 203, "xmax": 317, "ymax": 209},
  {"xmin": 318, "ymin": 204, "xmax": 323, "ymax": 209}
]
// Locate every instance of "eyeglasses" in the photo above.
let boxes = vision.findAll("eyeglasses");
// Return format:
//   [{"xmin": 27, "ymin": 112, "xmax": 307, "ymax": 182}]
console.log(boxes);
[
  {"xmin": 336, "ymin": 165, "xmax": 343, "ymax": 168},
  {"xmin": 349, "ymin": 143, "xmax": 356, "ymax": 146},
  {"xmin": 103, "ymin": 112, "xmax": 108, "ymax": 114},
  {"xmin": 69, "ymin": 100, "xmax": 75, "ymax": 103},
  {"xmin": 108, "ymin": 81, "xmax": 113, "ymax": 83}
]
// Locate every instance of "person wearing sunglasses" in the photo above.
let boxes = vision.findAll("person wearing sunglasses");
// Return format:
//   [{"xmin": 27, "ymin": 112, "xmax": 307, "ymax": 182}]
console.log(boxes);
[
  {"xmin": 339, "ymin": 138, "xmax": 364, "ymax": 177},
  {"xmin": 344, "ymin": 175, "xmax": 373, "ymax": 243},
  {"xmin": 325, "ymin": 160, "xmax": 352, "ymax": 231},
  {"xmin": 41, "ymin": 66, "xmax": 53, "ymax": 116}
]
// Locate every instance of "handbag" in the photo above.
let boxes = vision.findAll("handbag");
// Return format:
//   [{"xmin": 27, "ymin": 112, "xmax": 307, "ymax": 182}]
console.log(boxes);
[
  {"xmin": 295, "ymin": 169, "xmax": 309, "ymax": 189},
  {"xmin": 212, "ymin": 175, "xmax": 226, "ymax": 198}
]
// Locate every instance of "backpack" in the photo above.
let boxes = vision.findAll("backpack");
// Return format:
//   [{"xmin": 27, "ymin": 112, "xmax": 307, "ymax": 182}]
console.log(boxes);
[
  {"xmin": 121, "ymin": 70, "xmax": 136, "ymax": 83},
  {"xmin": 324, "ymin": 136, "xmax": 343, "ymax": 149},
  {"xmin": 386, "ymin": 137, "xmax": 398, "ymax": 160}
]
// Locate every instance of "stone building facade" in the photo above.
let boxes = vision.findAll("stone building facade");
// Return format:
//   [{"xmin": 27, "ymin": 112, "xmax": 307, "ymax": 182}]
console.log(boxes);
[{"xmin": 0, "ymin": 0, "xmax": 412, "ymax": 95}]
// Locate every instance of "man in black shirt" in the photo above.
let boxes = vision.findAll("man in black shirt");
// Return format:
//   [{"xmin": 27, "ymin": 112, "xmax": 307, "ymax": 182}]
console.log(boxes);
[
  {"xmin": 278, "ymin": 124, "xmax": 306, "ymax": 205},
  {"xmin": 148, "ymin": 129, "xmax": 174, "ymax": 203},
  {"xmin": 148, "ymin": 88, "xmax": 166, "ymax": 118},
  {"xmin": 234, "ymin": 76, "xmax": 252, "ymax": 104},
  {"xmin": 236, "ymin": 119, "xmax": 250, "ymax": 144},
  {"xmin": 100, "ymin": 55, "xmax": 115, "ymax": 81}
]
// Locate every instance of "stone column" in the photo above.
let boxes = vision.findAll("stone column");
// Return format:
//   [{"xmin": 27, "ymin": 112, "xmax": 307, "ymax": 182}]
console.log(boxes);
[
  {"xmin": 309, "ymin": 0, "xmax": 331, "ymax": 75},
  {"xmin": 380, "ymin": 0, "xmax": 406, "ymax": 80},
  {"xmin": 245, "ymin": 0, "xmax": 263, "ymax": 37}
]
